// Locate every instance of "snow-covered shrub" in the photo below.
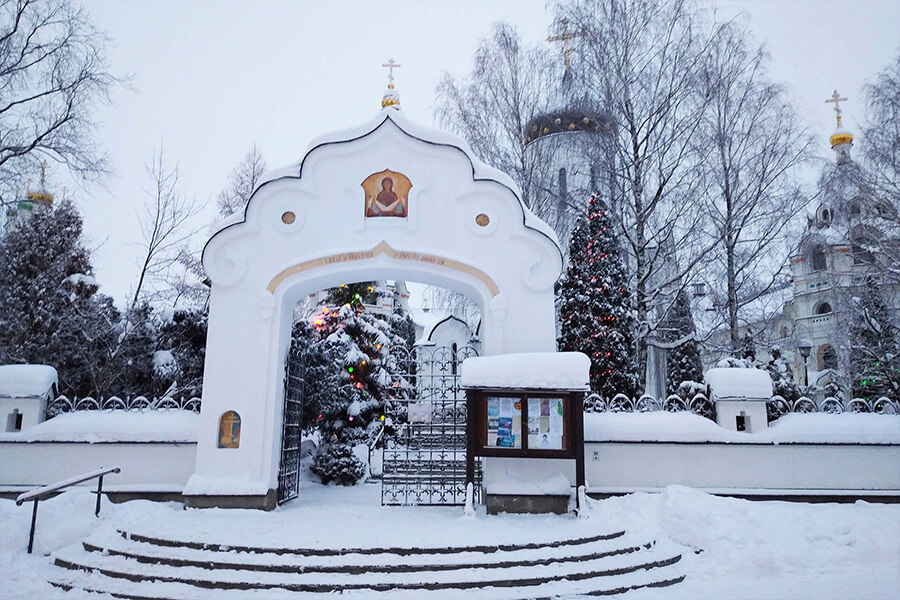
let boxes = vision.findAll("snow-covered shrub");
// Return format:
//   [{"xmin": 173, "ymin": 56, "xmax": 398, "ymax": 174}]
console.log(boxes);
[{"xmin": 310, "ymin": 443, "xmax": 366, "ymax": 485}]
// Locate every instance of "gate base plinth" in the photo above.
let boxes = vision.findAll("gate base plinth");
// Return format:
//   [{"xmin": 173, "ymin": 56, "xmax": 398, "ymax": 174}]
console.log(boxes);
[
  {"xmin": 183, "ymin": 489, "xmax": 277, "ymax": 511},
  {"xmin": 485, "ymin": 493, "xmax": 569, "ymax": 515}
]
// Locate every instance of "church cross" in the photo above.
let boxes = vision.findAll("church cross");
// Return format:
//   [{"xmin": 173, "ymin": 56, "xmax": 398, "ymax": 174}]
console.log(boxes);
[
  {"xmin": 547, "ymin": 18, "xmax": 582, "ymax": 71},
  {"xmin": 825, "ymin": 89, "xmax": 848, "ymax": 127},
  {"xmin": 382, "ymin": 58, "xmax": 401, "ymax": 87}
]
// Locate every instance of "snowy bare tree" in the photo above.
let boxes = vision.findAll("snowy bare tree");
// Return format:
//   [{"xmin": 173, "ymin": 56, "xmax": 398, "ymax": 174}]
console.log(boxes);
[
  {"xmin": 216, "ymin": 145, "xmax": 266, "ymax": 218},
  {"xmin": 860, "ymin": 50, "xmax": 900, "ymax": 286},
  {"xmin": 862, "ymin": 50, "xmax": 900, "ymax": 213},
  {"xmin": 0, "ymin": 0, "xmax": 121, "ymax": 209},
  {"xmin": 435, "ymin": 23, "xmax": 555, "ymax": 208},
  {"xmin": 694, "ymin": 20, "xmax": 813, "ymax": 352},
  {"xmin": 130, "ymin": 148, "xmax": 205, "ymax": 311},
  {"xmin": 559, "ymin": 0, "xmax": 722, "ymax": 372}
]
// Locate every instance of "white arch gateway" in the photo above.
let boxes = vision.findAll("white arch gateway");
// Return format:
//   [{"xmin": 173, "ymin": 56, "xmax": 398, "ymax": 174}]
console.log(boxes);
[{"xmin": 184, "ymin": 107, "xmax": 563, "ymax": 509}]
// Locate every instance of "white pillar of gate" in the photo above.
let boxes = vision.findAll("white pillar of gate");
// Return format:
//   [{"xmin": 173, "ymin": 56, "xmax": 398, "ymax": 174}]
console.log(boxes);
[{"xmin": 184, "ymin": 108, "xmax": 563, "ymax": 509}]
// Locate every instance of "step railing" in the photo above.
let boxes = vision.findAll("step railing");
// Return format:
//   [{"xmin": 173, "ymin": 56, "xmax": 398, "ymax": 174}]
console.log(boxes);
[{"xmin": 15, "ymin": 466, "xmax": 120, "ymax": 554}]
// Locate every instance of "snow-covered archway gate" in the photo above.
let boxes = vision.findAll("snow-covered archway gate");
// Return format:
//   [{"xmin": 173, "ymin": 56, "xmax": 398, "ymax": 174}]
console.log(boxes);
[{"xmin": 184, "ymin": 107, "xmax": 563, "ymax": 510}]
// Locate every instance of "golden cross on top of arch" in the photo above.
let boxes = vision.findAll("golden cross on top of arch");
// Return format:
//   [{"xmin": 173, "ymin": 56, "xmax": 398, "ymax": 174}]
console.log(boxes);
[
  {"xmin": 547, "ymin": 18, "xmax": 582, "ymax": 71},
  {"xmin": 825, "ymin": 89, "xmax": 848, "ymax": 127},
  {"xmin": 382, "ymin": 58, "xmax": 401, "ymax": 88}
]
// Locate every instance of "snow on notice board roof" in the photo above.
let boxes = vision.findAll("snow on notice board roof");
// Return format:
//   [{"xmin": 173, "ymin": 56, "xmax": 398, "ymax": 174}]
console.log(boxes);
[
  {"xmin": 0, "ymin": 364, "xmax": 58, "ymax": 398},
  {"xmin": 704, "ymin": 367, "xmax": 773, "ymax": 401},
  {"xmin": 461, "ymin": 352, "xmax": 590, "ymax": 390},
  {"xmin": 584, "ymin": 411, "xmax": 900, "ymax": 444},
  {"xmin": 0, "ymin": 410, "xmax": 199, "ymax": 443}
]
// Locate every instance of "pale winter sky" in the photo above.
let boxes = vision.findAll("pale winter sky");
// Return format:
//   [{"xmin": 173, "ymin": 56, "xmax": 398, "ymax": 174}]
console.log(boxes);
[{"xmin": 51, "ymin": 0, "xmax": 899, "ymax": 306}]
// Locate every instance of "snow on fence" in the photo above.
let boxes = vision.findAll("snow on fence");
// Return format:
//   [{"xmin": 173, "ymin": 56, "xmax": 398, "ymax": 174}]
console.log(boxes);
[
  {"xmin": 585, "ymin": 392, "xmax": 899, "ymax": 418},
  {"xmin": 46, "ymin": 395, "xmax": 201, "ymax": 417}
]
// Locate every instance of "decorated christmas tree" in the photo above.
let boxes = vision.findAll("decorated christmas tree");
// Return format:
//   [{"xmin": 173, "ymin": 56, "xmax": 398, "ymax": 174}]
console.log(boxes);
[
  {"xmin": 308, "ymin": 288, "xmax": 414, "ymax": 484},
  {"xmin": 557, "ymin": 193, "xmax": 639, "ymax": 399}
]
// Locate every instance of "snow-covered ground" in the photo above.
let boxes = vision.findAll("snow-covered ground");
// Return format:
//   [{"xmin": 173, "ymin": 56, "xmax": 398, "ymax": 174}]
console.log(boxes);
[{"xmin": 1, "ymin": 482, "xmax": 897, "ymax": 599}]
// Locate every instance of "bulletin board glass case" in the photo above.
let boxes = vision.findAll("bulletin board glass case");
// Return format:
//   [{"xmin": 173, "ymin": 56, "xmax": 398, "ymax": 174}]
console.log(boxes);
[{"xmin": 476, "ymin": 392, "xmax": 575, "ymax": 459}]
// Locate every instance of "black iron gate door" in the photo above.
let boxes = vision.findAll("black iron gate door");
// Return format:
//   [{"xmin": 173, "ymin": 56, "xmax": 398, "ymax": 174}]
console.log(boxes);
[
  {"xmin": 382, "ymin": 344, "xmax": 480, "ymax": 505},
  {"xmin": 278, "ymin": 336, "xmax": 304, "ymax": 505}
]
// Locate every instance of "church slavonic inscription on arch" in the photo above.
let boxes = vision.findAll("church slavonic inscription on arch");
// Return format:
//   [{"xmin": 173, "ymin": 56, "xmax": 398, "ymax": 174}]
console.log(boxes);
[{"xmin": 362, "ymin": 169, "xmax": 411, "ymax": 218}]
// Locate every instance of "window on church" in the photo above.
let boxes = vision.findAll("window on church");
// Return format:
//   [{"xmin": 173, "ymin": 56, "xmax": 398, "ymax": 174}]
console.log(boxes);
[
  {"xmin": 811, "ymin": 246, "xmax": 826, "ymax": 271},
  {"xmin": 816, "ymin": 302, "xmax": 832, "ymax": 315},
  {"xmin": 821, "ymin": 346, "xmax": 838, "ymax": 370},
  {"xmin": 852, "ymin": 238, "xmax": 875, "ymax": 265}
]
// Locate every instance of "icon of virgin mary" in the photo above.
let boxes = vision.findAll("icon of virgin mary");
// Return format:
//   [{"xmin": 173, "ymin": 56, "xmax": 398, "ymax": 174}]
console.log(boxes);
[{"xmin": 362, "ymin": 169, "xmax": 411, "ymax": 218}]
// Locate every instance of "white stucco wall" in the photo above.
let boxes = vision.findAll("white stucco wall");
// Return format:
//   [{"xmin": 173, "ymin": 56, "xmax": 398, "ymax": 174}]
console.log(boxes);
[
  {"xmin": 586, "ymin": 442, "xmax": 900, "ymax": 495},
  {"xmin": 190, "ymin": 108, "xmax": 563, "ymax": 501},
  {"xmin": 1, "ymin": 397, "xmax": 46, "ymax": 432},
  {"xmin": 715, "ymin": 401, "xmax": 769, "ymax": 433},
  {"xmin": 0, "ymin": 442, "xmax": 196, "ymax": 492}
]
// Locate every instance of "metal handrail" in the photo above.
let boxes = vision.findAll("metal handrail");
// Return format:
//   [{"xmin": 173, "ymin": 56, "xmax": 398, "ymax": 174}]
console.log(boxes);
[{"xmin": 15, "ymin": 466, "xmax": 120, "ymax": 553}]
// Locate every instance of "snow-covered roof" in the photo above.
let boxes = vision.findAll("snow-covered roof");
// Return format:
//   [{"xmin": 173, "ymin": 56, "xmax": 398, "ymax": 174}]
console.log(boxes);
[
  {"xmin": 461, "ymin": 352, "xmax": 590, "ymax": 390},
  {"xmin": 584, "ymin": 411, "xmax": 900, "ymax": 444},
  {"xmin": 0, "ymin": 410, "xmax": 199, "ymax": 443},
  {"xmin": 704, "ymin": 368, "xmax": 773, "ymax": 401},
  {"xmin": 0, "ymin": 364, "xmax": 58, "ymax": 398}
]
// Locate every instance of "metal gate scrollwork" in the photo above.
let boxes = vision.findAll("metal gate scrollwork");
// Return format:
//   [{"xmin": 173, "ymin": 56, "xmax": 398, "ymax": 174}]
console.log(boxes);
[
  {"xmin": 278, "ymin": 336, "xmax": 305, "ymax": 505},
  {"xmin": 382, "ymin": 344, "xmax": 481, "ymax": 506}
]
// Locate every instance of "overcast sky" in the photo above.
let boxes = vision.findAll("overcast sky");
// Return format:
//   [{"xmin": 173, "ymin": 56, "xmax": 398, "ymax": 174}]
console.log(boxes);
[{"xmin": 56, "ymin": 0, "xmax": 900, "ymax": 306}]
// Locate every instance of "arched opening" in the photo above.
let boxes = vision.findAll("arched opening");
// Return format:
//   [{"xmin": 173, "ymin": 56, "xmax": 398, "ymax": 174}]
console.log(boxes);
[
  {"xmin": 852, "ymin": 238, "xmax": 876, "ymax": 265},
  {"xmin": 273, "ymin": 267, "xmax": 488, "ymax": 506},
  {"xmin": 819, "ymin": 345, "xmax": 838, "ymax": 370},
  {"xmin": 810, "ymin": 246, "xmax": 827, "ymax": 271},
  {"xmin": 815, "ymin": 302, "xmax": 832, "ymax": 315}
]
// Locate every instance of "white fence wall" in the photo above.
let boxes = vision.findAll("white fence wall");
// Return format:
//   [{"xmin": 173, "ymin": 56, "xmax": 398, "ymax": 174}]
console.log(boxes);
[
  {"xmin": 586, "ymin": 442, "xmax": 900, "ymax": 497},
  {"xmin": 0, "ymin": 441, "xmax": 196, "ymax": 493}
]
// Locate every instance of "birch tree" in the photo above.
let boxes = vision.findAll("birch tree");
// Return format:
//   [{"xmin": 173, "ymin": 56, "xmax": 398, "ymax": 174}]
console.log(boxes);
[
  {"xmin": 560, "ymin": 0, "xmax": 720, "ymax": 373},
  {"xmin": 694, "ymin": 21, "xmax": 813, "ymax": 352},
  {"xmin": 435, "ymin": 22, "xmax": 555, "ymax": 208}
]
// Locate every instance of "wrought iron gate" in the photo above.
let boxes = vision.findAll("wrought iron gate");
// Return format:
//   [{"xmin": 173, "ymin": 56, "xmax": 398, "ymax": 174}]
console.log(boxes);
[
  {"xmin": 382, "ymin": 344, "xmax": 481, "ymax": 505},
  {"xmin": 278, "ymin": 336, "xmax": 305, "ymax": 505}
]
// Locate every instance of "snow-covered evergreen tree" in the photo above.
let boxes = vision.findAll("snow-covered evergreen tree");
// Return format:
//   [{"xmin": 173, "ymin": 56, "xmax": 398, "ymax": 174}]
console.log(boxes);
[
  {"xmin": 389, "ymin": 304, "xmax": 417, "ymax": 351},
  {"xmin": 0, "ymin": 199, "xmax": 120, "ymax": 397},
  {"xmin": 557, "ymin": 193, "xmax": 639, "ymax": 399},
  {"xmin": 846, "ymin": 279, "xmax": 899, "ymax": 402},
  {"xmin": 765, "ymin": 345, "xmax": 800, "ymax": 403},
  {"xmin": 327, "ymin": 282, "xmax": 378, "ymax": 308},
  {"xmin": 154, "ymin": 306, "xmax": 208, "ymax": 398},
  {"xmin": 659, "ymin": 290, "xmax": 704, "ymax": 396}
]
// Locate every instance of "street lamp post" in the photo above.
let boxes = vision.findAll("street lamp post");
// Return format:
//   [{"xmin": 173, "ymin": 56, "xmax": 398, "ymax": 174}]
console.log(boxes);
[{"xmin": 797, "ymin": 339, "xmax": 813, "ymax": 387}]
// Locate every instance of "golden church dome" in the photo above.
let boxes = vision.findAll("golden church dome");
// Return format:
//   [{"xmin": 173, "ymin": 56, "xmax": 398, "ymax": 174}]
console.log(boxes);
[{"xmin": 830, "ymin": 129, "xmax": 853, "ymax": 147}]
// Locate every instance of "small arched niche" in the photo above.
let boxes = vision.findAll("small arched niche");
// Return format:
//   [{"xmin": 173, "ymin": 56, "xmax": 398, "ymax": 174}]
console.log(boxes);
[
  {"xmin": 218, "ymin": 411, "xmax": 241, "ymax": 448},
  {"xmin": 815, "ymin": 301, "xmax": 832, "ymax": 315}
]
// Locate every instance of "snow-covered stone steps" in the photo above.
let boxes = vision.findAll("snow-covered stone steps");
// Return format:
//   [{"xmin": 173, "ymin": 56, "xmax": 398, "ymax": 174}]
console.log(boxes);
[
  {"xmin": 46, "ymin": 528, "xmax": 686, "ymax": 599},
  {"xmin": 49, "ymin": 565, "xmax": 686, "ymax": 600},
  {"xmin": 115, "ymin": 527, "xmax": 625, "ymax": 556},
  {"xmin": 80, "ymin": 529, "xmax": 647, "ymax": 572}
]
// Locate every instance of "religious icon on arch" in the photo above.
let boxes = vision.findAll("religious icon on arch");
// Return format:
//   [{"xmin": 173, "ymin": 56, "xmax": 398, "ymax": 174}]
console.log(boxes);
[{"xmin": 362, "ymin": 169, "xmax": 412, "ymax": 218}]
